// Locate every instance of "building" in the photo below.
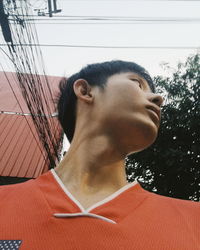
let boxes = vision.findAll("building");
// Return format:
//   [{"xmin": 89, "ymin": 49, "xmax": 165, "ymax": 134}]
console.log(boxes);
[{"xmin": 0, "ymin": 71, "xmax": 63, "ymax": 185}]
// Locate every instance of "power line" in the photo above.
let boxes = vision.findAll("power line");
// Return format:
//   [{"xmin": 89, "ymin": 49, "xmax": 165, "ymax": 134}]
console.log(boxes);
[
  {"xmin": 8, "ymin": 17, "xmax": 200, "ymax": 25},
  {"xmin": 17, "ymin": 21, "xmax": 200, "ymax": 25},
  {"xmin": 42, "ymin": 18, "xmax": 200, "ymax": 22},
  {"xmin": 8, "ymin": 14, "xmax": 200, "ymax": 17},
  {"xmin": 9, "ymin": 17, "xmax": 200, "ymax": 21},
  {"xmin": 8, "ymin": 18, "xmax": 200, "ymax": 26},
  {"xmin": 0, "ymin": 43, "xmax": 199, "ymax": 49},
  {"xmin": 0, "ymin": 67, "xmax": 47, "ymax": 160},
  {"xmin": 59, "ymin": 0, "xmax": 200, "ymax": 1},
  {"xmin": 1, "ymin": 0, "xmax": 63, "ymax": 169}
]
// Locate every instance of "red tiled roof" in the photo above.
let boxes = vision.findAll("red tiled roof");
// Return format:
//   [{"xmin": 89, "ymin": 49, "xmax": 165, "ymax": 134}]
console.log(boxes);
[{"xmin": 0, "ymin": 71, "xmax": 63, "ymax": 178}]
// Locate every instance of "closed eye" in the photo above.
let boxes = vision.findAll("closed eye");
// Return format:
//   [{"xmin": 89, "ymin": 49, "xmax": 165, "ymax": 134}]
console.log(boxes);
[{"xmin": 131, "ymin": 79, "xmax": 143, "ymax": 89}]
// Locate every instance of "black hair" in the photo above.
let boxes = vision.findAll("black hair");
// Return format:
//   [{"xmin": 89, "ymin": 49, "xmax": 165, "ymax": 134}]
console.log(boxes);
[{"xmin": 57, "ymin": 60, "xmax": 155, "ymax": 143}]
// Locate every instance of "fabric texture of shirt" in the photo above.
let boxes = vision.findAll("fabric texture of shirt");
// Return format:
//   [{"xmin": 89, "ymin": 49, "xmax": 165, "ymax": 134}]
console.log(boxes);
[{"xmin": 0, "ymin": 169, "xmax": 200, "ymax": 250}]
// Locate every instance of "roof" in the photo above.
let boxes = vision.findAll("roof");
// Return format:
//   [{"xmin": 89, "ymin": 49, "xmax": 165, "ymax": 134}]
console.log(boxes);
[{"xmin": 0, "ymin": 71, "xmax": 63, "ymax": 178}]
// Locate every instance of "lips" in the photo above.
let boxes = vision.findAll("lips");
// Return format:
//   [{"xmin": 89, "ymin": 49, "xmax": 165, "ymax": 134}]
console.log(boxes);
[{"xmin": 146, "ymin": 105, "xmax": 161, "ymax": 121}]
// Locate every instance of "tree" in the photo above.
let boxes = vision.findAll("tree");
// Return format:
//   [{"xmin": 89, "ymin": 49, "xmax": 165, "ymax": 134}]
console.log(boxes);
[{"xmin": 125, "ymin": 53, "xmax": 200, "ymax": 202}]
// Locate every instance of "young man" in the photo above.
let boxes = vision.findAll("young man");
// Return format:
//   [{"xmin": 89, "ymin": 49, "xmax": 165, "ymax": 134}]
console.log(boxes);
[{"xmin": 0, "ymin": 60, "xmax": 200, "ymax": 250}]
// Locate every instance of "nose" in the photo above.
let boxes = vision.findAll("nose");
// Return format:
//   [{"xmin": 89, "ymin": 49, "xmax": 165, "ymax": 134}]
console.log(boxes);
[{"xmin": 148, "ymin": 93, "xmax": 164, "ymax": 107}]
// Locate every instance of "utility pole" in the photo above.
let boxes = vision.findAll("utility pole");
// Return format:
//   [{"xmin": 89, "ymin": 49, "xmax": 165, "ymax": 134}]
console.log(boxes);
[
  {"xmin": 53, "ymin": 0, "xmax": 58, "ymax": 12},
  {"xmin": 0, "ymin": 0, "xmax": 14, "ymax": 51},
  {"xmin": 47, "ymin": 0, "xmax": 53, "ymax": 17},
  {"xmin": 47, "ymin": 0, "xmax": 61, "ymax": 17}
]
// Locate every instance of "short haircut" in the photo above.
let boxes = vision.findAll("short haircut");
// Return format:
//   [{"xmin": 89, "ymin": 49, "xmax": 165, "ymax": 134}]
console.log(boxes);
[{"xmin": 57, "ymin": 60, "xmax": 155, "ymax": 142}]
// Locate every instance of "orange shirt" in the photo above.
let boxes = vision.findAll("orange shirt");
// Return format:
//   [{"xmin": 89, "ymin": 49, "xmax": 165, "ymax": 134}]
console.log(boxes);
[{"xmin": 0, "ymin": 169, "xmax": 200, "ymax": 250}]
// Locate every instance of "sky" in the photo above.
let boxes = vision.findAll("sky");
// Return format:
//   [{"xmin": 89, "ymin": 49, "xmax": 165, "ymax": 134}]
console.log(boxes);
[
  {"xmin": 0, "ymin": 0, "xmax": 200, "ymax": 78},
  {"xmin": 38, "ymin": 0, "xmax": 200, "ymax": 77},
  {"xmin": 1, "ymin": 0, "xmax": 200, "ymax": 150}
]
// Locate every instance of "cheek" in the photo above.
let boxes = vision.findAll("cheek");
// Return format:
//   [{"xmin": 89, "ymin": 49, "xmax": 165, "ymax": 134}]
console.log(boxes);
[
  {"xmin": 110, "ymin": 88, "xmax": 143, "ymax": 112},
  {"xmin": 96, "ymin": 85, "xmax": 146, "ymax": 126}
]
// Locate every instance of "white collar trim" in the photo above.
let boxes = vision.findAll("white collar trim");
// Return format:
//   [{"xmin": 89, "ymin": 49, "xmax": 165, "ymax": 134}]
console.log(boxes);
[{"xmin": 50, "ymin": 168, "xmax": 138, "ymax": 213}]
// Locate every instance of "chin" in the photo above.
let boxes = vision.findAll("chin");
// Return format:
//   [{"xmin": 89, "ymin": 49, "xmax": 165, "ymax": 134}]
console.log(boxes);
[
  {"xmin": 144, "ymin": 118, "xmax": 159, "ymax": 138},
  {"xmin": 127, "ymin": 123, "xmax": 158, "ymax": 154},
  {"xmin": 143, "ymin": 128, "xmax": 158, "ymax": 148}
]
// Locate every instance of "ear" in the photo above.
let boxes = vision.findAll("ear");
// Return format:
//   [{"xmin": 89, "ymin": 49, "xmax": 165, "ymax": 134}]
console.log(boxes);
[{"xmin": 73, "ymin": 79, "xmax": 94, "ymax": 104}]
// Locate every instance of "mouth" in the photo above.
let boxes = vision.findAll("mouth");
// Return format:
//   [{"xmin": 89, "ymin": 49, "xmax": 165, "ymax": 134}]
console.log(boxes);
[{"xmin": 146, "ymin": 105, "xmax": 161, "ymax": 122}]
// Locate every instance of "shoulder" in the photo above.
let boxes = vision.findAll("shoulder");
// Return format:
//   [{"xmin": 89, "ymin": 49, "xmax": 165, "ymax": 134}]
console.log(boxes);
[
  {"xmin": 0, "ymin": 170, "xmax": 51, "ymax": 197},
  {"xmin": 0, "ymin": 171, "xmax": 52, "ymax": 210},
  {"xmin": 143, "ymin": 187, "xmax": 200, "ymax": 214},
  {"xmin": 0, "ymin": 179, "xmax": 36, "ymax": 205}
]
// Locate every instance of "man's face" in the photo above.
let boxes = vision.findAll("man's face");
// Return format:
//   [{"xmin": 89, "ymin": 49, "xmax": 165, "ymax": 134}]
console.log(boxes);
[{"xmin": 94, "ymin": 72, "xmax": 163, "ymax": 154}]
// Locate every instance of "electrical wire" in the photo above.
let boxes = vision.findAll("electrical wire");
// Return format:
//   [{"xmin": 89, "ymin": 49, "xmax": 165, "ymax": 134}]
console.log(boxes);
[
  {"xmin": 0, "ymin": 43, "xmax": 199, "ymax": 49},
  {"xmin": 1, "ymin": 0, "xmax": 63, "ymax": 171},
  {"xmin": 7, "ymin": 16, "xmax": 200, "ymax": 25},
  {"xmin": 59, "ymin": 0, "xmax": 200, "ymax": 1},
  {"xmin": 22, "ymin": 1, "xmax": 62, "ymax": 151},
  {"xmin": 19, "ymin": 21, "xmax": 200, "ymax": 25},
  {"xmin": 7, "ymin": 13, "xmax": 200, "ymax": 17},
  {"xmin": 0, "ymin": 64, "xmax": 46, "ymax": 160},
  {"xmin": 8, "ymin": 17, "xmax": 200, "ymax": 22}
]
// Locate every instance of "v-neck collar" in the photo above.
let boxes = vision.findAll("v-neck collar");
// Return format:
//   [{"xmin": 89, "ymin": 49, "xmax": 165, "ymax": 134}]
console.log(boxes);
[
  {"xmin": 35, "ymin": 169, "xmax": 148, "ymax": 224},
  {"xmin": 50, "ymin": 168, "xmax": 138, "ymax": 213}
]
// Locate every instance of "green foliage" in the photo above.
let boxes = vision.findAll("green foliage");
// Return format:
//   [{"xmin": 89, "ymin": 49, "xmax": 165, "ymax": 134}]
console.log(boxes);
[{"xmin": 125, "ymin": 53, "xmax": 200, "ymax": 202}]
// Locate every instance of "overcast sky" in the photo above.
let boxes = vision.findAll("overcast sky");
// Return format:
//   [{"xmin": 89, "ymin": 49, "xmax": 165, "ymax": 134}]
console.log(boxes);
[
  {"xmin": 40, "ymin": 0, "xmax": 200, "ymax": 77},
  {"xmin": 1, "ymin": 0, "xmax": 200, "ymax": 78}
]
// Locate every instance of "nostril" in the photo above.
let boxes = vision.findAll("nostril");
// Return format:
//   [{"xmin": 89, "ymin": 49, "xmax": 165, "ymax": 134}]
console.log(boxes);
[{"xmin": 152, "ymin": 95, "xmax": 164, "ymax": 107}]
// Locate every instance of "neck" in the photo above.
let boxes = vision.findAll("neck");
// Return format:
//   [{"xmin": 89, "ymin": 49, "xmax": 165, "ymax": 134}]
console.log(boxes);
[{"xmin": 54, "ymin": 135, "xmax": 128, "ymax": 196}]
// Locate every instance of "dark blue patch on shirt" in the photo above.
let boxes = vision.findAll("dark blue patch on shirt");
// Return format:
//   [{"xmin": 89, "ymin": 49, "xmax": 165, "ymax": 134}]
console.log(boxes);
[{"xmin": 0, "ymin": 240, "xmax": 22, "ymax": 250}]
